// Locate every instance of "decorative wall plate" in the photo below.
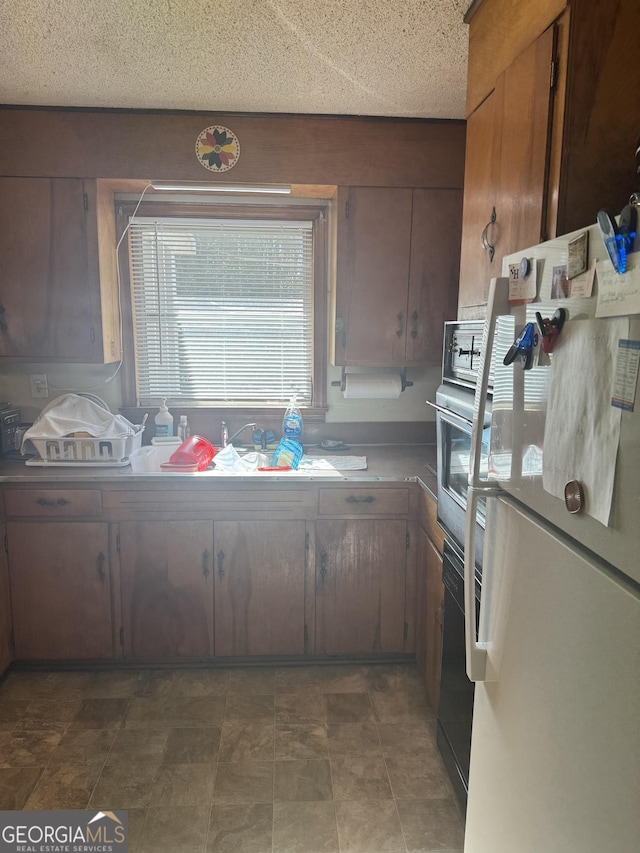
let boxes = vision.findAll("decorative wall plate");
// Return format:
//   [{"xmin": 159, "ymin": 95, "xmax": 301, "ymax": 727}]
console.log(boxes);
[{"xmin": 195, "ymin": 125, "xmax": 240, "ymax": 172}]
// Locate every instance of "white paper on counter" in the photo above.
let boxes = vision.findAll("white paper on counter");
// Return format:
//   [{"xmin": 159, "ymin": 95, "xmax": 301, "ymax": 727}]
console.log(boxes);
[
  {"xmin": 542, "ymin": 317, "xmax": 629, "ymax": 526},
  {"xmin": 299, "ymin": 455, "xmax": 367, "ymax": 471}
]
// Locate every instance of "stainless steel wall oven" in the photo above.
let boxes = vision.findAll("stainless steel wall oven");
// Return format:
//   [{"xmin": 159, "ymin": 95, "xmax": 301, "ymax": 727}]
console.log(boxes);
[{"xmin": 428, "ymin": 321, "xmax": 490, "ymax": 811}]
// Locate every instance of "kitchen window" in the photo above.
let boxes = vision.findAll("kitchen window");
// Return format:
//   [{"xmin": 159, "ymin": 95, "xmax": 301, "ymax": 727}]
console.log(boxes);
[{"xmin": 117, "ymin": 200, "xmax": 328, "ymax": 411}]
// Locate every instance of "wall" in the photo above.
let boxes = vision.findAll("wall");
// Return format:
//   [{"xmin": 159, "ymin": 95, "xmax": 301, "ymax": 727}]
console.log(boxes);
[{"xmin": 0, "ymin": 108, "xmax": 465, "ymax": 431}]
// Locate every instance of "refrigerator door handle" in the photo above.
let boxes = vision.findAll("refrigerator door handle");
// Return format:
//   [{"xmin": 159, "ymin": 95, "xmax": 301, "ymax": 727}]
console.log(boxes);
[
  {"xmin": 464, "ymin": 276, "xmax": 508, "ymax": 683},
  {"xmin": 468, "ymin": 276, "xmax": 509, "ymax": 488},
  {"xmin": 465, "ymin": 485, "xmax": 498, "ymax": 682}
]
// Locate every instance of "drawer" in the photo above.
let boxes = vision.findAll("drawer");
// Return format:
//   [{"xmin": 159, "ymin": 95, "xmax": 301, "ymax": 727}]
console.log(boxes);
[
  {"xmin": 104, "ymin": 486, "xmax": 317, "ymax": 520},
  {"xmin": 420, "ymin": 490, "xmax": 444, "ymax": 554},
  {"xmin": 4, "ymin": 489, "xmax": 103, "ymax": 518},
  {"xmin": 318, "ymin": 487, "xmax": 409, "ymax": 516}
]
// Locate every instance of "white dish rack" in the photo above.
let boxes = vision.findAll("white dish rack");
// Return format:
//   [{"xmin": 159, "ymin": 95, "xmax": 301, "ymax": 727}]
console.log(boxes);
[
  {"xmin": 28, "ymin": 430, "xmax": 144, "ymax": 465},
  {"xmin": 24, "ymin": 393, "xmax": 145, "ymax": 467}
]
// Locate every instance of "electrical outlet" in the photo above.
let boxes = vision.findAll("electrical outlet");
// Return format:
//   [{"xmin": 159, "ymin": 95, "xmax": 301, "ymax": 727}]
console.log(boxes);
[{"xmin": 30, "ymin": 373, "xmax": 48, "ymax": 398}]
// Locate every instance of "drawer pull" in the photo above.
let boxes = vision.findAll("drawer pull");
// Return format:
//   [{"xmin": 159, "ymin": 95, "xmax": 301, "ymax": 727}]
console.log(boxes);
[
  {"xmin": 410, "ymin": 310, "xmax": 419, "ymax": 339},
  {"xmin": 96, "ymin": 552, "xmax": 106, "ymax": 583},
  {"xmin": 345, "ymin": 495, "xmax": 375, "ymax": 504},
  {"xmin": 319, "ymin": 550, "xmax": 327, "ymax": 578},
  {"xmin": 202, "ymin": 550, "xmax": 210, "ymax": 579},
  {"xmin": 36, "ymin": 497, "xmax": 69, "ymax": 507},
  {"xmin": 396, "ymin": 311, "xmax": 404, "ymax": 338},
  {"xmin": 217, "ymin": 550, "xmax": 225, "ymax": 580}
]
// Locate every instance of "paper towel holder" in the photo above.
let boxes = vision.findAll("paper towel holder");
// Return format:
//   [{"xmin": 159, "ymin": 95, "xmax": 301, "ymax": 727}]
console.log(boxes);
[{"xmin": 331, "ymin": 367, "xmax": 413, "ymax": 393}]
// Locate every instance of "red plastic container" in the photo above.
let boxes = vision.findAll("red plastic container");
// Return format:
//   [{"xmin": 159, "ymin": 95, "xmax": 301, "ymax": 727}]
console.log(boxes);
[{"xmin": 166, "ymin": 435, "xmax": 217, "ymax": 471}]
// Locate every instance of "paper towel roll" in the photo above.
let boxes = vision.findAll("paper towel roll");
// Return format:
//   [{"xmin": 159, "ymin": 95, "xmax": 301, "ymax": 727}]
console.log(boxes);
[{"xmin": 342, "ymin": 374, "xmax": 403, "ymax": 399}]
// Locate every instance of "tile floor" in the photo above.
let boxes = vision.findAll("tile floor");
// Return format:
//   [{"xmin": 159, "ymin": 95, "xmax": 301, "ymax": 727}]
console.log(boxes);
[{"xmin": 0, "ymin": 663, "xmax": 464, "ymax": 853}]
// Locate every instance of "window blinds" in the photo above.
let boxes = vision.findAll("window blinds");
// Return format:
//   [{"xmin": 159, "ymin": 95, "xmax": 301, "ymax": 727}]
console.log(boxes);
[{"xmin": 128, "ymin": 217, "xmax": 314, "ymax": 406}]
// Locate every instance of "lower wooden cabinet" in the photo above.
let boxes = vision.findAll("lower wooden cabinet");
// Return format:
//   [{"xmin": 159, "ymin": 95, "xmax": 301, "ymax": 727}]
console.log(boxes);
[
  {"xmin": 119, "ymin": 521, "xmax": 214, "ymax": 658},
  {"xmin": 416, "ymin": 526, "xmax": 429, "ymax": 682},
  {"xmin": 315, "ymin": 519, "xmax": 408, "ymax": 654},
  {"xmin": 7, "ymin": 521, "xmax": 113, "ymax": 659},
  {"xmin": 0, "ymin": 524, "xmax": 13, "ymax": 675},
  {"xmin": 214, "ymin": 520, "xmax": 307, "ymax": 656},
  {"xmin": 424, "ymin": 538, "xmax": 444, "ymax": 710},
  {"xmin": 416, "ymin": 493, "xmax": 445, "ymax": 710},
  {"xmin": 2, "ymin": 482, "xmax": 423, "ymax": 664}
]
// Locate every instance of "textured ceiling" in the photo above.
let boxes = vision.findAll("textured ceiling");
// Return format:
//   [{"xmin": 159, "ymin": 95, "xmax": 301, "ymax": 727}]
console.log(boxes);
[{"xmin": 0, "ymin": 0, "xmax": 469, "ymax": 118}]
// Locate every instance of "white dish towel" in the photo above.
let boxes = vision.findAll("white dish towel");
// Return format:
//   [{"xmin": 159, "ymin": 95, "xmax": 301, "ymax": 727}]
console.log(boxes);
[
  {"xmin": 22, "ymin": 394, "xmax": 140, "ymax": 451},
  {"xmin": 298, "ymin": 455, "xmax": 367, "ymax": 471}
]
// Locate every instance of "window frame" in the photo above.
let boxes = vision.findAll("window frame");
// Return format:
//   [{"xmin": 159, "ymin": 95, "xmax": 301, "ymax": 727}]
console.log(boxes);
[{"xmin": 116, "ymin": 199, "xmax": 328, "ymax": 418}]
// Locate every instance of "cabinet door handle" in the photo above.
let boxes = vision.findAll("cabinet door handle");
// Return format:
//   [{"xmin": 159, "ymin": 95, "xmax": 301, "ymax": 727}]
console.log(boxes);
[
  {"xmin": 36, "ymin": 497, "xmax": 69, "ymax": 507},
  {"xmin": 345, "ymin": 495, "xmax": 375, "ymax": 504},
  {"xmin": 319, "ymin": 550, "xmax": 327, "ymax": 578},
  {"xmin": 410, "ymin": 310, "xmax": 418, "ymax": 339},
  {"xmin": 481, "ymin": 207, "xmax": 496, "ymax": 262},
  {"xmin": 0, "ymin": 304, "xmax": 7, "ymax": 333},
  {"xmin": 202, "ymin": 550, "xmax": 210, "ymax": 579},
  {"xmin": 217, "ymin": 550, "xmax": 225, "ymax": 579},
  {"xmin": 96, "ymin": 552, "xmax": 106, "ymax": 583},
  {"xmin": 396, "ymin": 311, "xmax": 404, "ymax": 338}
]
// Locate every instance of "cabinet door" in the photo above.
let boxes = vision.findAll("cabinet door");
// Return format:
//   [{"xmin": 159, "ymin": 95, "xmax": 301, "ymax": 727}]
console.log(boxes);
[
  {"xmin": 406, "ymin": 189, "xmax": 462, "ymax": 363},
  {"xmin": 458, "ymin": 25, "xmax": 555, "ymax": 318},
  {"xmin": 491, "ymin": 24, "xmax": 556, "ymax": 260},
  {"xmin": 0, "ymin": 524, "xmax": 13, "ymax": 675},
  {"xmin": 119, "ymin": 521, "xmax": 214, "ymax": 658},
  {"xmin": 315, "ymin": 519, "xmax": 407, "ymax": 654},
  {"xmin": 0, "ymin": 177, "xmax": 118, "ymax": 362},
  {"xmin": 415, "ymin": 526, "xmax": 429, "ymax": 685},
  {"xmin": 334, "ymin": 187, "xmax": 413, "ymax": 366},
  {"xmin": 7, "ymin": 521, "xmax": 113, "ymax": 659},
  {"xmin": 424, "ymin": 533, "xmax": 444, "ymax": 712},
  {"xmin": 458, "ymin": 92, "xmax": 499, "ymax": 314},
  {"xmin": 214, "ymin": 520, "xmax": 306, "ymax": 656}
]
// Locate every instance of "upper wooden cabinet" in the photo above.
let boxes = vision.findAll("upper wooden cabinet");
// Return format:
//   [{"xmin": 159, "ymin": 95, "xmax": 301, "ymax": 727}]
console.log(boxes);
[
  {"xmin": 459, "ymin": 0, "xmax": 640, "ymax": 318},
  {"xmin": 0, "ymin": 177, "xmax": 120, "ymax": 362},
  {"xmin": 333, "ymin": 186, "xmax": 461, "ymax": 366},
  {"xmin": 459, "ymin": 24, "xmax": 556, "ymax": 314}
]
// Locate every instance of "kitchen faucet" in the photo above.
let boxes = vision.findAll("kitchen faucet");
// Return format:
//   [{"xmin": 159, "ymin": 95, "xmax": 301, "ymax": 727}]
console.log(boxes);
[{"xmin": 220, "ymin": 421, "xmax": 257, "ymax": 448}]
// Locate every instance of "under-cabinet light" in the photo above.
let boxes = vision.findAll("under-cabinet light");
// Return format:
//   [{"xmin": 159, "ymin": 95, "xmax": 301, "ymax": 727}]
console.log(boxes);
[{"xmin": 150, "ymin": 183, "xmax": 291, "ymax": 194}]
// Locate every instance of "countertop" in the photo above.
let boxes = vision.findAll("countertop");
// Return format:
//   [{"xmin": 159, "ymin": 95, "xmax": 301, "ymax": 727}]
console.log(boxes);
[{"xmin": 0, "ymin": 444, "xmax": 438, "ymax": 496}]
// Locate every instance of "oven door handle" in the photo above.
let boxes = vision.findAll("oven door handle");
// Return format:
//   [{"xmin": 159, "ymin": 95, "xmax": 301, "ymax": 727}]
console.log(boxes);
[{"xmin": 426, "ymin": 400, "xmax": 473, "ymax": 430}]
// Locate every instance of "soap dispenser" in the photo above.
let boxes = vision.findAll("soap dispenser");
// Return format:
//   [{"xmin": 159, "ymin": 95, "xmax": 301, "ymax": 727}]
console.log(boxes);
[{"xmin": 282, "ymin": 394, "xmax": 303, "ymax": 443}]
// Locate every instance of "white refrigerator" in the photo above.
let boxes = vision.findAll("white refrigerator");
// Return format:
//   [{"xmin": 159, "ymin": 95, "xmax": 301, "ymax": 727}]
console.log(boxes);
[{"xmin": 463, "ymin": 224, "xmax": 640, "ymax": 853}]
